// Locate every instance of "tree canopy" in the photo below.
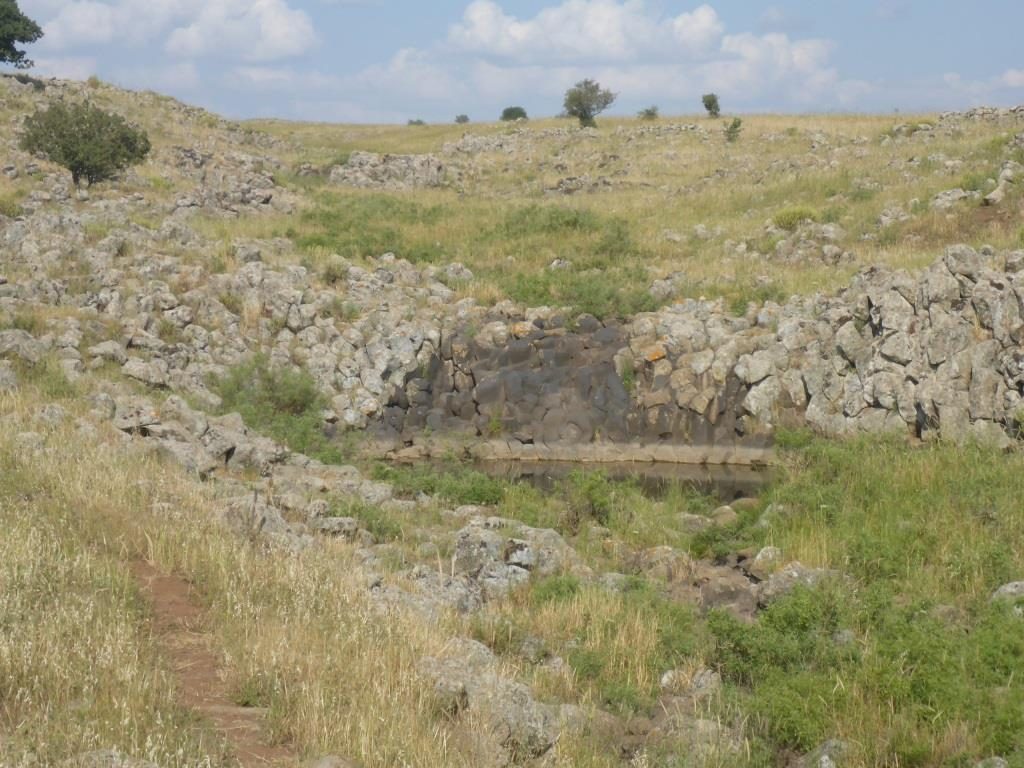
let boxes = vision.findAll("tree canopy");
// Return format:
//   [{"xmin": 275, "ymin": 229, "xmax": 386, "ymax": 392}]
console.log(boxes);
[
  {"xmin": 563, "ymin": 79, "xmax": 616, "ymax": 128},
  {"xmin": 0, "ymin": 0, "xmax": 43, "ymax": 69},
  {"xmin": 20, "ymin": 101, "xmax": 151, "ymax": 186}
]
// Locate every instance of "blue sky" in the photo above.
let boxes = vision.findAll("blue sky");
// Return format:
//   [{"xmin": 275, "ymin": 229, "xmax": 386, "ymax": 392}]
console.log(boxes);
[{"xmin": 13, "ymin": 0, "xmax": 1024, "ymax": 122}]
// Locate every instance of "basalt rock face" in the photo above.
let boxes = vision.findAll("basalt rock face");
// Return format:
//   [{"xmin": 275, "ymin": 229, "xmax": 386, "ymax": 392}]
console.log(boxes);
[
  {"xmin": 373, "ymin": 313, "xmax": 772, "ymax": 453},
  {"xmin": 371, "ymin": 244, "xmax": 1024, "ymax": 457}
]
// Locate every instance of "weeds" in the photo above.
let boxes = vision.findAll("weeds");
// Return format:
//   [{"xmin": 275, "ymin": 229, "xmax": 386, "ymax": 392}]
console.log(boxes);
[{"xmin": 211, "ymin": 354, "xmax": 342, "ymax": 463}]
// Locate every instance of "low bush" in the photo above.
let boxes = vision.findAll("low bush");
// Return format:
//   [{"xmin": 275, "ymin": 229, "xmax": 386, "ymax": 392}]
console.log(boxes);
[
  {"xmin": 211, "ymin": 355, "xmax": 341, "ymax": 464},
  {"xmin": 20, "ymin": 101, "xmax": 150, "ymax": 186},
  {"xmin": 724, "ymin": 117, "xmax": 743, "ymax": 143},
  {"xmin": 772, "ymin": 206, "xmax": 819, "ymax": 231}
]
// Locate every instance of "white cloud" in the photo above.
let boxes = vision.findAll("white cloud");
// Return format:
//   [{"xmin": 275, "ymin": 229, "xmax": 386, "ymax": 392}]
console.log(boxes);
[
  {"xmin": 1002, "ymin": 69, "xmax": 1024, "ymax": 88},
  {"xmin": 448, "ymin": 0, "xmax": 723, "ymax": 62},
  {"xmin": 35, "ymin": 0, "xmax": 315, "ymax": 62},
  {"xmin": 705, "ymin": 33, "xmax": 837, "ymax": 97},
  {"xmin": 165, "ymin": 0, "xmax": 317, "ymax": 61},
  {"xmin": 670, "ymin": 5, "xmax": 723, "ymax": 54},
  {"xmin": 39, "ymin": 0, "xmax": 198, "ymax": 50}
]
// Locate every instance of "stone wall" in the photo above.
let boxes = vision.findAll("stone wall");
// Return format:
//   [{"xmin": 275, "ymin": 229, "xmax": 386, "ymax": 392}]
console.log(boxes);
[
  {"xmin": 373, "ymin": 312, "xmax": 775, "ymax": 455},
  {"xmin": 372, "ymin": 245, "xmax": 1024, "ymax": 458}
]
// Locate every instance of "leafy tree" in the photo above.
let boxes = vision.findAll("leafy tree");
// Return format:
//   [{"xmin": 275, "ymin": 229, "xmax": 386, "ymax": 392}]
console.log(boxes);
[
  {"xmin": 724, "ymin": 117, "xmax": 743, "ymax": 143},
  {"xmin": 407, "ymin": 118, "xmax": 426, "ymax": 126},
  {"xmin": 500, "ymin": 106, "xmax": 528, "ymax": 121},
  {"xmin": 702, "ymin": 93, "xmax": 721, "ymax": 118},
  {"xmin": 637, "ymin": 105, "xmax": 659, "ymax": 121},
  {"xmin": 20, "ymin": 101, "xmax": 151, "ymax": 186},
  {"xmin": 563, "ymin": 79, "xmax": 616, "ymax": 128},
  {"xmin": 0, "ymin": 0, "xmax": 42, "ymax": 69},
  {"xmin": 455, "ymin": 114, "xmax": 470, "ymax": 124}
]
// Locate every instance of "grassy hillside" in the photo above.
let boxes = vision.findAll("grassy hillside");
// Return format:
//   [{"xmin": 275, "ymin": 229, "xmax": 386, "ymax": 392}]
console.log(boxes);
[{"xmin": 2, "ymin": 75, "xmax": 1024, "ymax": 767}]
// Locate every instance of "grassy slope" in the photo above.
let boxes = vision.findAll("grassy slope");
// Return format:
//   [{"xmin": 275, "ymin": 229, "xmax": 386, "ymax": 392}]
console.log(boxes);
[
  {"xmin": 3, "ymin": 361, "xmax": 1023, "ymax": 765},
  {"xmin": 241, "ymin": 113, "xmax": 1024, "ymax": 316},
  {"xmin": 3, "ymin": 80, "xmax": 1024, "ymax": 765}
]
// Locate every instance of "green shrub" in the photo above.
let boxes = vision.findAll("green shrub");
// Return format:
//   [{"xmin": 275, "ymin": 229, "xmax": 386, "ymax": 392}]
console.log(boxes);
[
  {"xmin": 724, "ymin": 117, "xmax": 743, "ymax": 143},
  {"xmin": 211, "ymin": 355, "xmax": 341, "ymax": 464},
  {"xmin": 773, "ymin": 206, "xmax": 819, "ymax": 231},
  {"xmin": 959, "ymin": 170, "xmax": 991, "ymax": 193},
  {"xmin": 637, "ymin": 105, "xmax": 659, "ymax": 121},
  {"xmin": 454, "ymin": 114, "xmax": 470, "ymax": 124},
  {"xmin": 0, "ymin": 193, "xmax": 21, "ymax": 218},
  {"xmin": 751, "ymin": 671, "xmax": 835, "ymax": 750},
  {"xmin": 702, "ymin": 93, "xmax": 721, "ymax": 118},
  {"xmin": 500, "ymin": 106, "xmax": 528, "ymax": 121},
  {"xmin": 20, "ymin": 101, "xmax": 150, "ymax": 187},
  {"xmin": 407, "ymin": 118, "xmax": 426, "ymax": 126},
  {"xmin": 562, "ymin": 470, "xmax": 613, "ymax": 530}
]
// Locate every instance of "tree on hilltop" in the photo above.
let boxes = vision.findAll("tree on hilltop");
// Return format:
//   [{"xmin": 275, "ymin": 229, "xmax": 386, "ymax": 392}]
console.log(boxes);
[
  {"xmin": 0, "ymin": 0, "xmax": 43, "ymax": 69},
  {"xmin": 563, "ymin": 79, "xmax": 616, "ymax": 128},
  {"xmin": 501, "ymin": 106, "xmax": 528, "ymax": 121}
]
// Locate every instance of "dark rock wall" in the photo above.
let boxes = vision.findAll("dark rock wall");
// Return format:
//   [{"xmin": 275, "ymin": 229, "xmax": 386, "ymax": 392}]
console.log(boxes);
[{"xmin": 375, "ymin": 314, "xmax": 770, "ymax": 449}]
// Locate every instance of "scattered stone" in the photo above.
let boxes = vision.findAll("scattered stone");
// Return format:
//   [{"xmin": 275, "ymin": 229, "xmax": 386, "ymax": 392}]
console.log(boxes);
[
  {"xmin": 329, "ymin": 151, "xmax": 445, "ymax": 190},
  {"xmin": 0, "ymin": 360, "xmax": 18, "ymax": 392}
]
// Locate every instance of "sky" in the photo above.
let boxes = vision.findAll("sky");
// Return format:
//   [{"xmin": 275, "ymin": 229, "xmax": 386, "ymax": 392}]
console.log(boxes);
[{"xmin": 11, "ymin": 0, "xmax": 1024, "ymax": 123}]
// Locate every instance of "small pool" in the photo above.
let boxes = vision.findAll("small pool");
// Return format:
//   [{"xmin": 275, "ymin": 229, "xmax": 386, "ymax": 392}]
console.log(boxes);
[{"xmin": 443, "ymin": 459, "xmax": 770, "ymax": 502}]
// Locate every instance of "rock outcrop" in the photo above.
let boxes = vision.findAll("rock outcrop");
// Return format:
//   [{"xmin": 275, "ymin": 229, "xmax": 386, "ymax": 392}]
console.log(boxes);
[{"xmin": 329, "ymin": 151, "xmax": 446, "ymax": 190}]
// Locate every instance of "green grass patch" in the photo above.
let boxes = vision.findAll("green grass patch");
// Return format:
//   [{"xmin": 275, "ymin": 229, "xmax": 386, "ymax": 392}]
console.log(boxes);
[
  {"xmin": 371, "ymin": 462, "xmax": 506, "ymax": 505},
  {"xmin": 504, "ymin": 267, "xmax": 655, "ymax": 319},
  {"xmin": 211, "ymin": 354, "xmax": 342, "ymax": 463},
  {"xmin": 291, "ymin": 193, "xmax": 447, "ymax": 263},
  {"xmin": 713, "ymin": 433, "xmax": 1024, "ymax": 763}
]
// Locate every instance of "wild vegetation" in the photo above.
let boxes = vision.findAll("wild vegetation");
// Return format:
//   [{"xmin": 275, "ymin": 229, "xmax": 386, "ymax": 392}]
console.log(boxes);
[
  {"xmin": 20, "ymin": 100, "xmax": 151, "ymax": 186},
  {"xmin": 2, "ymin": 70, "xmax": 1024, "ymax": 768}
]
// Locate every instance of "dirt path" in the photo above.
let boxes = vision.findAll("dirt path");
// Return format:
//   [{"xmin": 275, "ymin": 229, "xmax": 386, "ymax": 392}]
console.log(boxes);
[{"xmin": 130, "ymin": 560, "xmax": 296, "ymax": 767}]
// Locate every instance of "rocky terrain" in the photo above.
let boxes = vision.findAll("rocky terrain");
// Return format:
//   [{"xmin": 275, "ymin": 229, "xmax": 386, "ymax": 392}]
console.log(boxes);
[{"xmin": 2, "ymin": 74, "xmax": 1024, "ymax": 768}]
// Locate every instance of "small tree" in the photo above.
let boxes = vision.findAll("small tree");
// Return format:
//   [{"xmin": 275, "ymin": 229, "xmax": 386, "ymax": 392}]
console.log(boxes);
[
  {"xmin": 724, "ymin": 117, "xmax": 743, "ymax": 143},
  {"xmin": 500, "ymin": 106, "xmax": 528, "ymax": 121},
  {"xmin": 702, "ymin": 93, "xmax": 721, "ymax": 118},
  {"xmin": 407, "ymin": 118, "xmax": 426, "ymax": 126},
  {"xmin": 563, "ymin": 79, "xmax": 616, "ymax": 128},
  {"xmin": 0, "ymin": 0, "xmax": 43, "ymax": 69},
  {"xmin": 455, "ymin": 114, "xmax": 470, "ymax": 124},
  {"xmin": 20, "ymin": 101, "xmax": 151, "ymax": 186},
  {"xmin": 637, "ymin": 105, "xmax": 659, "ymax": 121}
]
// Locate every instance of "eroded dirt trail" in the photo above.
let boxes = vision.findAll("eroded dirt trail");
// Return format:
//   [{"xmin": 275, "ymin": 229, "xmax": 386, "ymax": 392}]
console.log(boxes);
[{"xmin": 130, "ymin": 561, "xmax": 296, "ymax": 767}]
